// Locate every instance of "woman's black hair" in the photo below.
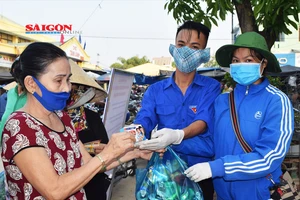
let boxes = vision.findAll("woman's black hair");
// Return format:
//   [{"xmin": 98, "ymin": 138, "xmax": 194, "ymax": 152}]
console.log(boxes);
[{"xmin": 11, "ymin": 42, "xmax": 68, "ymax": 91}]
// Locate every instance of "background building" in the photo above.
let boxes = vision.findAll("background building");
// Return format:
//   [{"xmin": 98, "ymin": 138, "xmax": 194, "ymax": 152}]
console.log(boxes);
[
  {"xmin": 0, "ymin": 14, "xmax": 100, "ymax": 73},
  {"xmin": 271, "ymin": 18, "xmax": 300, "ymax": 67}
]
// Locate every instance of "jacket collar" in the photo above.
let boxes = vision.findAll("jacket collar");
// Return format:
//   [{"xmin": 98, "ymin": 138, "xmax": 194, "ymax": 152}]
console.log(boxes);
[{"xmin": 235, "ymin": 78, "xmax": 270, "ymax": 95}]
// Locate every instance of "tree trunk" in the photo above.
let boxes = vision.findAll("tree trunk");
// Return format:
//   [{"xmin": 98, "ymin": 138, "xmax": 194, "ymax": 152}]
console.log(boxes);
[
  {"xmin": 234, "ymin": 0, "xmax": 275, "ymax": 50},
  {"xmin": 234, "ymin": 0, "xmax": 257, "ymax": 33},
  {"xmin": 260, "ymin": 28, "xmax": 277, "ymax": 50}
]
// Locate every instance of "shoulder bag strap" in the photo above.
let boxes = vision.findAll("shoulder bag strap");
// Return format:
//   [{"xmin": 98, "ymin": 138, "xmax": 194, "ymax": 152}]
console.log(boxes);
[
  {"xmin": 229, "ymin": 91, "xmax": 252, "ymax": 153},
  {"xmin": 229, "ymin": 92, "xmax": 275, "ymax": 186}
]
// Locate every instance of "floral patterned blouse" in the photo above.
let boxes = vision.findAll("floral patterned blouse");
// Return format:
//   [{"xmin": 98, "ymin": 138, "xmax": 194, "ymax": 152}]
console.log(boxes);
[{"xmin": 1, "ymin": 111, "xmax": 86, "ymax": 200}]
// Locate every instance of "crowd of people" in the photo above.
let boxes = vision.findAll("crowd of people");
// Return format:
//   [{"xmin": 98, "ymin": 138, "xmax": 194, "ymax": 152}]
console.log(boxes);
[{"xmin": 0, "ymin": 20, "xmax": 295, "ymax": 200}]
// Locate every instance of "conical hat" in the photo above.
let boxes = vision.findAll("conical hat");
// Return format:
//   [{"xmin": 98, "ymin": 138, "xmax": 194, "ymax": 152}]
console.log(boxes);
[
  {"xmin": 69, "ymin": 59, "xmax": 107, "ymax": 102},
  {"xmin": 3, "ymin": 81, "xmax": 17, "ymax": 91}
]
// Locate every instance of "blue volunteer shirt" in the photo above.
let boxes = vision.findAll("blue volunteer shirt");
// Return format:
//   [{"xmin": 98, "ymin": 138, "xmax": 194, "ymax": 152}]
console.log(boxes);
[
  {"xmin": 134, "ymin": 72, "xmax": 221, "ymax": 166},
  {"xmin": 0, "ymin": 92, "xmax": 7, "ymax": 120}
]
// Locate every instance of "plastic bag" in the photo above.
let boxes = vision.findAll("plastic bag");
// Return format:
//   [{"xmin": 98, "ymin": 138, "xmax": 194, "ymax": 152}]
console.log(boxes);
[
  {"xmin": 0, "ymin": 170, "xmax": 9, "ymax": 199},
  {"xmin": 136, "ymin": 146, "xmax": 203, "ymax": 200}
]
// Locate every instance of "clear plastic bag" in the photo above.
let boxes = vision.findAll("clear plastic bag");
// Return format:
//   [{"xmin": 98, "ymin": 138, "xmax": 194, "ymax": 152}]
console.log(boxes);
[{"xmin": 136, "ymin": 146, "xmax": 203, "ymax": 200}]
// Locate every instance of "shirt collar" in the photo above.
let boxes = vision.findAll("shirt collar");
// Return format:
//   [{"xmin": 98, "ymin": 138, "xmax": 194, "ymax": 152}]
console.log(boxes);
[{"xmin": 163, "ymin": 72, "xmax": 206, "ymax": 90}]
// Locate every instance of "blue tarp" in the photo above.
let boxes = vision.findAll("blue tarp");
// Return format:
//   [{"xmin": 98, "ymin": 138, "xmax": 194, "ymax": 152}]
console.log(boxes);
[
  {"xmin": 97, "ymin": 73, "xmax": 111, "ymax": 82},
  {"xmin": 96, "ymin": 72, "xmax": 167, "ymax": 85},
  {"xmin": 97, "ymin": 67, "xmax": 229, "ymax": 85},
  {"xmin": 134, "ymin": 74, "xmax": 167, "ymax": 85},
  {"xmin": 0, "ymin": 171, "xmax": 7, "ymax": 198}
]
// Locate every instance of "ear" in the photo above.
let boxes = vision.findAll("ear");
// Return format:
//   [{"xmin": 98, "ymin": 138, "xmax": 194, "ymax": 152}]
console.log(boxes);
[
  {"xmin": 24, "ymin": 76, "xmax": 36, "ymax": 94},
  {"xmin": 262, "ymin": 59, "xmax": 268, "ymax": 70}
]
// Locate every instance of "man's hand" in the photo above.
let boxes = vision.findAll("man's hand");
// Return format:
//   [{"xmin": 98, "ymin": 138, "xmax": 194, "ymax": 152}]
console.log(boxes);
[
  {"xmin": 184, "ymin": 162, "xmax": 212, "ymax": 182},
  {"xmin": 135, "ymin": 128, "xmax": 184, "ymax": 150}
]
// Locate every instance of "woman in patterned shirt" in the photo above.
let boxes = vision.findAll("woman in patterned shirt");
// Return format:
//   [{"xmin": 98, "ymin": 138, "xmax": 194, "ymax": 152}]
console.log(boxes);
[{"xmin": 1, "ymin": 42, "xmax": 139, "ymax": 200}]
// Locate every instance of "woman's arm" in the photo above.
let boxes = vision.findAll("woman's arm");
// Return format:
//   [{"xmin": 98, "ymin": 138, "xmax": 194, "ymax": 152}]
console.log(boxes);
[
  {"xmin": 14, "ymin": 132, "xmax": 135, "ymax": 200},
  {"xmin": 79, "ymin": 140, "xmax": 93, "ymax": 164}
]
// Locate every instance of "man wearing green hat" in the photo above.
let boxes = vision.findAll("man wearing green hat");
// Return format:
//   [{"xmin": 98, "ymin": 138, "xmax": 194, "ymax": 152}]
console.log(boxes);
[{"xmin": 185, "ymin": 32, "xmax": 294, "ymax": 199}]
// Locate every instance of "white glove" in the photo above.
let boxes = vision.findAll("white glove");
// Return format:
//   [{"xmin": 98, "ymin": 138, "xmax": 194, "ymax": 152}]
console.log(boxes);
[
  {"xmin": 184, "ymin": 162, "xmax": 212, "ymax": 182},
  {"xmin": 135, "ymin": 128, "xmax": 184, "ymax": 150}
]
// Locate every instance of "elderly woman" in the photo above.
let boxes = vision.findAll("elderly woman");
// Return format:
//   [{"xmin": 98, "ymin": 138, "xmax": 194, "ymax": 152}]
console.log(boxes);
[
  {"xmin": 185, "ymin": 32, "xmax": 294, "ymax": 200},
  {"xmin": 1, "ymin": 42, "xmax": 140, "ymax": 199}
]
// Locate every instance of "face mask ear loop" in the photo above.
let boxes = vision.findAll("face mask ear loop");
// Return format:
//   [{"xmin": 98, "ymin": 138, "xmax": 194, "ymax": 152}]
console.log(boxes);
[{"xmin": 260, "ymin": 58, "xmax": 265, "ymax": 77}]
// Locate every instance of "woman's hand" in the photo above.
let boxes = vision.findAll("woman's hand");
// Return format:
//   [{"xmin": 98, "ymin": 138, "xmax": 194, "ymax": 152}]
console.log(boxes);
[
  {"xmin": 138, "ymin": 149, "xmax": 153, "ymax": 160},
  {"xmin": 156, "ymin": 148, "xmax": 166, "ymax": 158},
  {"xmin": 99, "ymin": 132, "xmax": 135, "ymax": 164},
  {"xmin": 93, "ymin": 143, "xmax": 106, "ymax": 154}
]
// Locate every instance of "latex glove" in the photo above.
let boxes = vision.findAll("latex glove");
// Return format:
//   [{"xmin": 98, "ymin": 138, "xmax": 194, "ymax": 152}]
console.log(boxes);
[
  {"xmin": 135, "ymin": 128, "xmax": 184, "ymax": 150},
  {"xmin": 184, "ymin": 162, "xmax": 212, "ymax": 182}
]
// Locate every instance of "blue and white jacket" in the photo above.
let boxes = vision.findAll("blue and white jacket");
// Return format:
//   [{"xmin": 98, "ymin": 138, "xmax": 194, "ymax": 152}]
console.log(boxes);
[{"xmin": 209, "ymin": 78, "xmax": 294, "ymax": 200}]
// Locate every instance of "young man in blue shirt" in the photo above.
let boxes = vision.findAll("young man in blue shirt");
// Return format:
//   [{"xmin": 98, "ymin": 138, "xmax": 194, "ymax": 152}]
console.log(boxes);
[{"xmin": 134, "ymin": 21, "xmax": 221, "ymax": 200}]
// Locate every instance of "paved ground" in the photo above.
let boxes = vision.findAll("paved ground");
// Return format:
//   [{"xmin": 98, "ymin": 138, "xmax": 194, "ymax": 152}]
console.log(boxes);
[
  {"xmin": 110, "ymin": 174, "xmax": 136, "ymax": 200},
  {"xmin": 110, "ymin": 158, "xmax": 147, "ymax": 200}
]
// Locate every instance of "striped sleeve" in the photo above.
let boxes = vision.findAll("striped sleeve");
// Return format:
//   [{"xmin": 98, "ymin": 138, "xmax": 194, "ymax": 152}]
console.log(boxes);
[{"xmin": 211, "ymin": 85, "xmax": 294, "ymax": 180}]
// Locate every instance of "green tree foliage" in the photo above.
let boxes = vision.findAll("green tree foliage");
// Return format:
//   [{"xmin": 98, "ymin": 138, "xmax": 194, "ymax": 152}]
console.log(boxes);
[
  {"xmin": 110, "ymin": 56, "xmax": 150, "ymax": 69},
  {"xmin": 171, "ymin": 61, "xmax": 176, "ymax": 68},
  {"xmin": 203, "ymin": 56, "xmax": 219, "ymax": 68},
  {"xmin": 267, "ymin": 75, "xmax": 284, "ymax": 90},
  {"xmin": 164, "ymin": 0, "xmax": 300, "ymax": 49},
  {"xmin": 222, "ymin": 72, "xmax": 236, "ymax": 88}
]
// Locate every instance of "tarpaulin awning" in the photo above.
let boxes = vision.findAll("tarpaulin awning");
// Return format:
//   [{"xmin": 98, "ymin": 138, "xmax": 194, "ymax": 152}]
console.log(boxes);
[
  {"xmin": 97, "ymin": 73, "xmax": 111, "ymax": 82},
  {"xmin": 267, "ymin": 65, "xmax": 300, "ymax": 77},
  {"xmin": 0, "ymin": 71, "xmax": 14, "ymax": 83},
  {"xmin": 134, "ymin": 74, "xmax": 166, "ymax": 85},
  {"xmin": 125, "ymin": 63, "xmax": 174, "ymax": 76},
  {"xmin": 197, "ymin": 67, "xmax": 227, "ymax": 78}
]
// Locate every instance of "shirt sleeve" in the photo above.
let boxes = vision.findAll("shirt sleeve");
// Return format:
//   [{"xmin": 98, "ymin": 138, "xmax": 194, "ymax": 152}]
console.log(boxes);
[
  {"xmin": 134, "ymin": 85, "xmax": 158, "ymax": 138},
  {"xmin": 193, "ymin": 79, "xmax": 221, "ymax": 132},
  {"xmin": 2, "ymin": 112, "xmax": 44, "ymax": 163},
  {"xmin": 172, "ymin": 132, "xmax": 214, "ymax": 158},
  {"xmin": 210, "ymin": 92, "xmax": 294, "ymax": 181}
]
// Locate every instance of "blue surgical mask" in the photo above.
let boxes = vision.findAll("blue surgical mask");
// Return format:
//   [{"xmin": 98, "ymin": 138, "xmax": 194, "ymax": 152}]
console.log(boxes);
[
  {"xmin": 169, "ymin": 44, "xmax": 210, "ymax": 73},
  {"xmin": 32, "ymin": 77, "xmax": 70, "ymax": 111},
  {"xmin": 230, "ymin": 63, "xmax": 262, "ymax": 86}
]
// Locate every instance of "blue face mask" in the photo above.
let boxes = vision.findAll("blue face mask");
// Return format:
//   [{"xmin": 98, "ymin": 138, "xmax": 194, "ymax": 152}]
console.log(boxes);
[
  {"xmin": 230, "ymin": 63, "xmax": 262, "ymax": 86},
  {"xmin": 32, "ymin": 77, "xmax": 70, "ymax": 111},
  {"xmin": 169, "ymin": 44, "xmax": 210, "ymax": 73}
]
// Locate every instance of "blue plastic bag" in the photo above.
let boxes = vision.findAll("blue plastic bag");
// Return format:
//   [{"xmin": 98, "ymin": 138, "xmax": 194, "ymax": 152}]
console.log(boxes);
[
  {"xmin": 135, "ymin": 147, "xmax": 203, "ymax": 200},
  {"xmin": 0, "ymin": 170, "xmax": 9, "ymax": 199}
]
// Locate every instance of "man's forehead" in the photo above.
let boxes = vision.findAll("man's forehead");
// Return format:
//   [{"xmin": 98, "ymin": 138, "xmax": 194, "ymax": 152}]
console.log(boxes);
[{"xmin": 176, "ymin": 29, "xmax": 204, "ymax": 43}]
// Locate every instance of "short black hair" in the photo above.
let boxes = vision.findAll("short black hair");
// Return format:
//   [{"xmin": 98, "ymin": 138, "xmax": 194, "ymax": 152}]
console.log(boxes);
[{"xmin": 176, "ymin": 21, "xmax": 210, "ymax": 40}]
